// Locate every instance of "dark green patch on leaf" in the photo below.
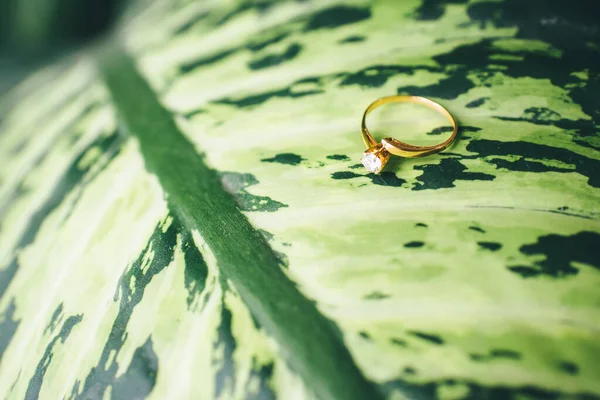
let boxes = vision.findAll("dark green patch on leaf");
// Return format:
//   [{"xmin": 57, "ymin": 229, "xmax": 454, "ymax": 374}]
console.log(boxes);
[
  {"xmin": 340, "ymin": 65, "xmax": 427, "ymax": 88},
  {"xmin": 183, "ymin": 108, "xmax": 206, "ymax": 119},
  {"xmin": 510, "ymin": 231, "xmax": 600, "ymax": 278},
  {"xmin": 179, "ymin": 48, "xmax": 238, "ymax": 74},
  {"xmin": 326, "ymin": 154, "xmax": 350, "ymax": 161},
  {"xmin": 508, "ymin": 266, "xmax": 542, "ymax": 278},
  {"xmin": 172, "ymin": 11, "xmax": 209, "ymax": 34},
  {"xmin": 331, "ymin": 171, "xmax": 362, "ymax": 180},
  {"xmin": 339, "ymin": 35, "xmax": 366, "ymax": 44},
  {"xmin": 400, "ymin": 70, "xmax": 475, "ymax": 100},
  {"xmin": 182, "ymin": 232, "xmax": 208, "ymax": 309},
  {"xmin": 43, "ymin": 303, "xmax": 63, "ymax": 336},
  {"xmin": 248, "ymin": 43, "xmax": 302, "ymax": 70},
  {"xmin": 408, "ymin": 331, "xmax": 444, "ymax": 345},
  {"xmin": 215, "ymin": 1, "xmax": 276, "ymax": 26},
  {"xmin": 111, "ymin": 338, "xmax": 158, "ymax": 400},
  {"xmin": 522, "ymin": 107, "xmax": 561, "ymax": 122},
  {"xmin": 216, "ymin": 85, "xmax": 323, "ymax": 108},
  {"xmin": 427, "ymin": 126, "xmax": 454, "ymax": 135},
  {"xmin": 470, "ymin": 349, "xmax": 522, "ymax": 362},
  {"xmin": 465, "ymin": 97, "xmax": 488, "ymax": 108},
  {"xmin": 413, "ymin": 0, "xmax": 469, "ymax": 20},
  {"xmin": 413, "ymin": 158, "xmax": 495, "ymax": 191},
  {"xmin": 364, "ymin": 291, "xmax": 390, "ymax": 300},
  {"xmin": 469, "ymin": 226, "xmax": 486, "ymax": 233},
  {"xmin": 477, "ymin": 242, "xmax": 502, "ymax": 251},
  {"xmin": 559, "ymin": 361, "xmax": 579, "ymax": 375},
  {"xmin": 416, "ymin": 223, "xmax": 428, "ymax": 228},
  {"xmin": 404, "ymin": 241, "xmax": 425, "ymax": 248},
  {"xmin": 246, "ymin": 33, "xmax": 290, "ymax": 52},
  {"xmin": 390, "ymin": 338, "xmax": 408, "ymax": 347},
  {"xmin": 304, "ymin": 6, "xmax": 371, "ymax": 31},
  {"xmin": 246, "ymin": 362, "xmax": 275, "ymax": 400},
  {"xmin": 0, "ymin": 299, "xmax": 19, "ymax": 362},
  {"xmin": 26, "ymin": 314, "xmax": 82, "ymax": 400},
  {"xmin": 489, "ymin": 157, "xmax": 573, "ymax": 174},
  {"xmin": 261, "ymin": 153, "xmax": 305, "ymax": 166},
  {"xmin": 215, "ymin": 301, "xmax": 237, "ymax": 398}
]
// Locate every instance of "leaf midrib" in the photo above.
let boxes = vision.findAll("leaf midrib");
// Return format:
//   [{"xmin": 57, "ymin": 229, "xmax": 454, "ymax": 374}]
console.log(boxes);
[{"xmin": 95, "ymin": 44, "xmax": 384, "ymax": 400}]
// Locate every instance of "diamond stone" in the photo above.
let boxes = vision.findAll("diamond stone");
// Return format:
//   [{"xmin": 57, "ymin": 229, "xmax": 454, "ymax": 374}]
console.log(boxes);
[{"xmin": 361, "ymin": 152, "xmax": 382, "ymax": 173}]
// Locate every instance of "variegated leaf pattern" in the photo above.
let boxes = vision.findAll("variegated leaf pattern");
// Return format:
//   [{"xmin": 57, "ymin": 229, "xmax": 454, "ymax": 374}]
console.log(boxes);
[{"xmin": 0, "ymin": 0, "xmax": 599, "ymax": 399}]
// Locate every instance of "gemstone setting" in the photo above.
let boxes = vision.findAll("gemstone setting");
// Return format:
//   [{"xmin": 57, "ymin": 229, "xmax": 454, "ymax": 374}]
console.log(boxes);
[
  {"xmin": 361, "ymin": 152, "xmax": 382, "ymax": 173},
  {"xmin": 361, "ymin": 143, "xmax": 390, "ymax": 174}
]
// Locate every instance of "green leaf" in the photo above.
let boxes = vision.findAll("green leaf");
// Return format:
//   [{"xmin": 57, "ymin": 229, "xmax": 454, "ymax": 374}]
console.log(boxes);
[{"xmin": 1, "ymin": 0, "xmax": 600, "ymax": 399}]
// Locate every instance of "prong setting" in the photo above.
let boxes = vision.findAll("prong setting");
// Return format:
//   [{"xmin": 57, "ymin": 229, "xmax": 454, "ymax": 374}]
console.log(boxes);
[{"xmin": 361, "ymin": 144, "xmax": 390, "ymax": 174}]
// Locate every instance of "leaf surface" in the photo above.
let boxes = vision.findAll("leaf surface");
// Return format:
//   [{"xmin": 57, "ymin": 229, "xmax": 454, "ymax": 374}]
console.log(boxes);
[{"xmin": 0, "ymin": 0, "xmax": 599, "ymax": 399}]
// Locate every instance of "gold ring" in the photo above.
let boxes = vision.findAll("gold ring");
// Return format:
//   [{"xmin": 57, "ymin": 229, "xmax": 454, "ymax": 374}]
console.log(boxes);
[{"xmin": 360, "ymin": 95, "xmax": 458, "ymax": 174}]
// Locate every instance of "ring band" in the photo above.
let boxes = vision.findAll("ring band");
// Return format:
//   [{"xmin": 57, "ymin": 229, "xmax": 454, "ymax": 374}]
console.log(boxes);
[{"xmin": 360, "ymin": 95, "xmax": 458, "ymax": 174}]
